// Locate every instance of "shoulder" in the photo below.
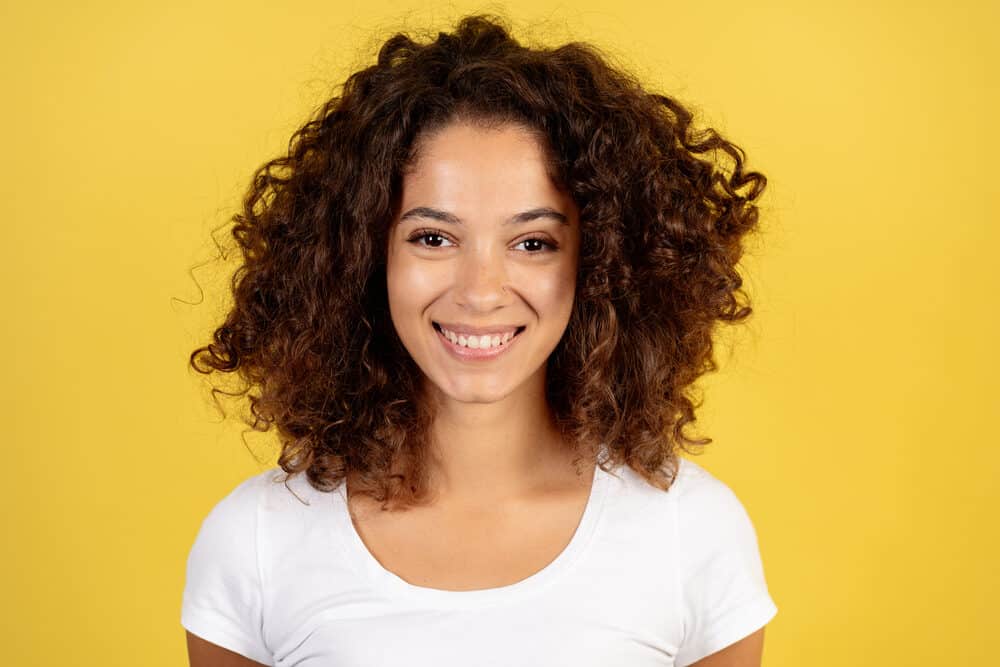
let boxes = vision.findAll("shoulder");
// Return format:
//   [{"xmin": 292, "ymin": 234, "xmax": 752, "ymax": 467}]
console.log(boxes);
[
  {"xmin": 670, "ymin": 457, "xmax": 755, "ymax": 529},
  {"xmin": 671, "ymin": 456, "xmax": 731, "ymax": 497},
  {"xmin": 603, "ymin": 455, "xmax": 741, "ymax": 516},
  {"xmin": 669, "ymin": 457, "xmax": 771, "ymax": 595},
  {"xmin": 669, "ymin": 457, "xmax": 778, "ymax": 666},
  {"xmin": 607, "ymin": 455, "xmax": 753, "ymax": 522},
  {"xmin": 199, "ymin": 468, "xmax": 285, "ymax": 527},
  {"xmin": 212, "ymin": 468, "xmax": 346, "ymax": 552},
  {"xmin": 182, "ymin": 469, "xmax": 283, "ymax": 665},
  {"xmin": 201, "ymin": 466, "xmax": 337, "ymax": 518},
  {"xmin": 186, "ymin": 468, "xmax": 284, "ymax": 568}
]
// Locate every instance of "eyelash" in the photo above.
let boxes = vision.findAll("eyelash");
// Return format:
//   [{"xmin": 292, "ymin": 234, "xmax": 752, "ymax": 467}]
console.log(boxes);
[{"xmin": 405, "ymin": 229, "xmax": 559, "ymax": 254}]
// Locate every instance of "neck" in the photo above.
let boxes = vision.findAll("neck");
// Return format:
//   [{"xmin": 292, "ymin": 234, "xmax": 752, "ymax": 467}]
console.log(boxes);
[{"xmin": 421, "ymin": 376, "xmax": 584, "ymax": 506}]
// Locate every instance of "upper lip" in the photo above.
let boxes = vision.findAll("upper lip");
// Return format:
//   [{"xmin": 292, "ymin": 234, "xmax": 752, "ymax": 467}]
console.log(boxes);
[{"xmin": 434, "ymin": 321, "xmax": 525, "ymax": 336}]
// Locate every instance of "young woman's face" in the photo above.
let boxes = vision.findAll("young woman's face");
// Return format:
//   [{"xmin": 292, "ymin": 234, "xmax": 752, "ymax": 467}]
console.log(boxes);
[{"xmin": 386, "ymin": 121, "xmax": 580, "ymax": 404}]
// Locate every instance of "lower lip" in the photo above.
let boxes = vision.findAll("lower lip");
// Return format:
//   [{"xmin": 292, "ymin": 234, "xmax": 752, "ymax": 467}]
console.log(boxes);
[{"xmin": 434, "ymin": 324, "xmax": 524, "ymax": 361}]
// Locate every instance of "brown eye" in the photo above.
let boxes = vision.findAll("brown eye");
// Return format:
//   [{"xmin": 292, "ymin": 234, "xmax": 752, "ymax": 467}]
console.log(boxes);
[
  {"xmin": 406, "ymin": 230, "xmax": 455, "ymax": 248},
  {"xmin": 514, "ymin": 237, "xmax": 558, "ymax": 253}
]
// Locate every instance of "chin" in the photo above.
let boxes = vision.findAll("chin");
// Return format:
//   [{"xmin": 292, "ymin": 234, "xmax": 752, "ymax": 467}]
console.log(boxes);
[{"xmin": 433, "ymin": 377, "xmax": 519, "ymax": 404}]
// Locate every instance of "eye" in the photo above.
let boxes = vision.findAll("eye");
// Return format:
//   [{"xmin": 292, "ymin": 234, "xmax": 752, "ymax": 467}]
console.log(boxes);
[
  {"xmin": 405, "ymin": 229, "xmax": 558, "ymax": 253},
  {"xmin": 406, "ymin": 230, "xmax": 455, "ymax": 248},
  {"xmin": 513, "ymin": 237, "xmax": 558, "ymax": 253}
]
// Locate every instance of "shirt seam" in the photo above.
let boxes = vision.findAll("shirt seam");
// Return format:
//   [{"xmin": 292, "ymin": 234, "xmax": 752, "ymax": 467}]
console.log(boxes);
[
  {"xmin": 671, "ymin": 463, "xmax": 686, "ymax": 651},
  {"xmin": 254, "ymin": 474, "xmax": 270, "ymax": 658}
]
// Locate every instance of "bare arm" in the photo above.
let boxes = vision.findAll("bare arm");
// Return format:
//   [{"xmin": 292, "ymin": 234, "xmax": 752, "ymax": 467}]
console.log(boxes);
[
  {"xmin": 185, "ymin": 631, "xmax": 270, "ymax": 667},
  {"xmin": 687, "ymin": 626, "xmax": 766, "ymax": 667}
]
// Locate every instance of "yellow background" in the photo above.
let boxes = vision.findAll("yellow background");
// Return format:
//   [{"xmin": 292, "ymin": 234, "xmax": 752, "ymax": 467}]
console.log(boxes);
[{"xmin": 3, "ymin": 1, "xmax": 996, "ymax": 664}]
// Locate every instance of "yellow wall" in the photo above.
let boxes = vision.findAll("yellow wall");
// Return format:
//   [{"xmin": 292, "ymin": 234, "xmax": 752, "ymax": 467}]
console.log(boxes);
[{"xmin": 2, "ymin": 1, "xmax": 996, "ymax": 664}]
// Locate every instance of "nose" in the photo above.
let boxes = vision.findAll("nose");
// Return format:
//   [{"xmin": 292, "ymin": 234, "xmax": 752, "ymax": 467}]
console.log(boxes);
[{"xmin": 455, "ymin": 244, "xmax": 510, "ymax": 311}]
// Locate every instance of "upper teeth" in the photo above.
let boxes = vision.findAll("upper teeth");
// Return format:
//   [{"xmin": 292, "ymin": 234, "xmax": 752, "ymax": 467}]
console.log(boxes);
[{"xmin": 439, "ymin": 326, "xmax": 517, "ymax": 349}]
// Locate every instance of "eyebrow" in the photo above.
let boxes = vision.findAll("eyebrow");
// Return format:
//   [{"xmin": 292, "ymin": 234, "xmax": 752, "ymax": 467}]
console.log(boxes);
[{"xmin": 397, "ymin": 206, "xmax": 569, "ymax": 227}]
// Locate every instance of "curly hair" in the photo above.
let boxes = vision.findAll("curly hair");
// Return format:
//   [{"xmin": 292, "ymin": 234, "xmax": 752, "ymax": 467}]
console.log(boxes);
[{"xmin": 188, "ymin": 13, "xmax": 766, "ymax": 510}]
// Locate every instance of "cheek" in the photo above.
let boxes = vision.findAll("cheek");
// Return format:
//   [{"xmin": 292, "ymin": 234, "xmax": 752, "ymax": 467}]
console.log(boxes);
[
  {"xmin": 387, "ymin": 255, "xmax": 435, "ymax": 308},
  {"xmin": 386, "ymin": 256, "xmax": 418, "ymax": 333},
  {"xmin": 523, "ymin": 266, "xmax": 576, "ymax": 314},
  {"xmin": 385, "ymin": 253, "xmax": 420, "ymax": 301}
]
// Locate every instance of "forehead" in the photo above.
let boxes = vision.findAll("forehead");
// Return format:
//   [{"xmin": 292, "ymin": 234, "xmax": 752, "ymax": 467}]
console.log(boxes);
[{"xmin": 399, "ymin": 122, "xmax": 566, "ymax": 209}]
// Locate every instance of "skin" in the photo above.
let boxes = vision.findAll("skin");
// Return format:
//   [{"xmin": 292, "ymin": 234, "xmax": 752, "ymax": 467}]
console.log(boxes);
[
  {"xmin": 186, "ymin": 120, "xmax": 767, "ymax": 666},
  {"xmin": 384, "ymin": 120, "xmax": 584, "ymax": 506},
  {"xmin": 689, "ymin": 627, "xmax": 766, "ymax": 666}
]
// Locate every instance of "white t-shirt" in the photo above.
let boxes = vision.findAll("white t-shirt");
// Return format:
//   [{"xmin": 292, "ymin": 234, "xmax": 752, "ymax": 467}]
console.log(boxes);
[{"xmin": 181, "ymin": 456, "xmax": 777, "ymax": 666}]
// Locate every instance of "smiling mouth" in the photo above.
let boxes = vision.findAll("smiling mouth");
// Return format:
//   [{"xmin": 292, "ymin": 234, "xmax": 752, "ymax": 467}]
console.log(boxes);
[{"xmin": 431, "ymin": 321, "xmax": 527, "ymax": 350}]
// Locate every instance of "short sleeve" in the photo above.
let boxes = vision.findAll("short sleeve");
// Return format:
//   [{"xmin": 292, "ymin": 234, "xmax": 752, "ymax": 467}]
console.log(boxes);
[
  {"xmin": 673, "ymin": 461, "xmax": 778, "ymax": 667},
  {"xmin": 181, "ymin": 473, "xmax": 274, "ymax": 666}
]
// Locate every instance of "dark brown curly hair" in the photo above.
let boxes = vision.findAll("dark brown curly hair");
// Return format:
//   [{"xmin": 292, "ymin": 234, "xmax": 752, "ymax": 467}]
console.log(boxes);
[{"xmin": 187, "ymin": 13, "xmax": 766, "ymax": 510}]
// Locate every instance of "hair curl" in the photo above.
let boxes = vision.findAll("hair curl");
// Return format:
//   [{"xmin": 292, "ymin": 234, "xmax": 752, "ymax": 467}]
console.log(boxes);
[{"xmin": 188, "ymin": 13, "xmax": 766, "ymax": 509}]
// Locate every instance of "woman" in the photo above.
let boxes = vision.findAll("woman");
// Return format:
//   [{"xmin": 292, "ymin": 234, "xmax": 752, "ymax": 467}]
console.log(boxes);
[{"xmin": 181, "ymin": 13, "xmax": 777, "ymax": 667}]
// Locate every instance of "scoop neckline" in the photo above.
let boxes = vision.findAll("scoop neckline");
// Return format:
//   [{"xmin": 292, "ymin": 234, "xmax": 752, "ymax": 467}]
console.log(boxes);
[{"xmin": 334, "ymin": 460, "xmax": 611, "ymax": 609}]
